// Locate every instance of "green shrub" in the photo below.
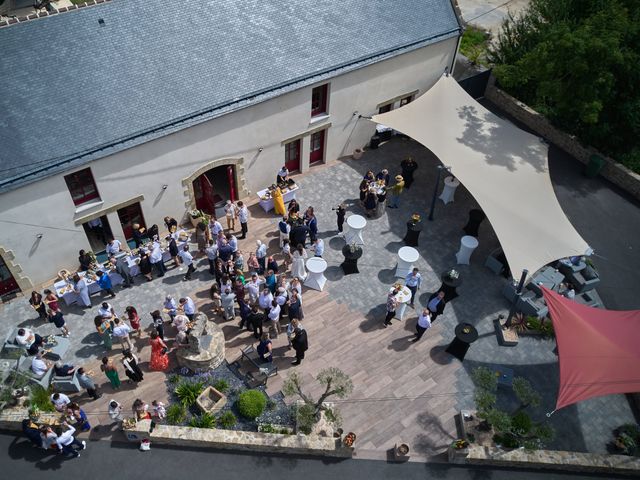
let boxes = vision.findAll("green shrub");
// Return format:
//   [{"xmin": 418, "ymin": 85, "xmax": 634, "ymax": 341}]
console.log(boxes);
[
  {"xmin": 30, "ymin": 386, "xmax": 55, "ymax": 412},
  {"xmin": 259, "ymin": 423, "xmax": 276, "ymax": 433},
  {"xmin": 295, "ymin": 403, "xmax": 316, "ymax": 435},
  {"xmin": 217, "ymin": 411, "xmax": 237, "ymax": 429},
  {"xmin": 212, "ymin": 379, "xmax": 229, "ymax": 393},
  {"xmin": 168, "ymin": 374, "xmax": 181, "ymax": 384},
  {"xmin": 494, "ymin": 433, "xmax": 520, "ymax": 449},
  {"xmin": 511, "ymin": 411, "xmax": 532, "ymax": 435},
  {"xmin": 189, "ymin": 412, "xmax": 216, "ymax": 429},
  {"xmin": 175, "ymin": 381, "xmax": 204, "ymax": 407},
  {"xmin": 236, "ymin": 389, "xmax": 266, "ymax": 419},
  {"xmin": 166, "ymin": 403, "xmax": 187, "ymax": 425}
]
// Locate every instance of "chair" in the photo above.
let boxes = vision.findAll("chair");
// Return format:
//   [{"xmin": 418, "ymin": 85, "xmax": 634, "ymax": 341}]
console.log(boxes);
[
  {"xmin": 484, "ymin": 250, "xmax": 505, "ymax": 275},
  {"xmin": 3, "ymin": 328, "xmax": 26, "ymax": 354}
]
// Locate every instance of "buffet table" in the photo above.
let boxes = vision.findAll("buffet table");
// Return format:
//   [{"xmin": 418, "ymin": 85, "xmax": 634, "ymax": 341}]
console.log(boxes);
[
  {"xmin": 257, "ymin": 184, "xmax": 299, "ymax": 212},
  {"xmin": 54, "ymin": 270, "xmax": 124, "ymax": 306}
]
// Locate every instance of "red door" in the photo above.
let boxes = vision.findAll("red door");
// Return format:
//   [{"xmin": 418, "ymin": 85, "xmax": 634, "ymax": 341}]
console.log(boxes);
[
  {"xmin": 0, "ymin": 255, "xmax": 19, "ymax": 296},
  {"xmin": 117, "ymin": 202, "xmax": 146, "ymax": 240},
  {"xmin": 227, "ymin": 166, "xmax": 237, "ymax": 201},
  {"xmin": 309, "ymin": 130, "xmax": 325, "ymax": 165},
  {"xmin": 194, "ymin": 174, "xmax": 216, "ymax": 214},
  {"xmin": 285, "ymin": 139, "xmax": 301, "ymax": 172}
]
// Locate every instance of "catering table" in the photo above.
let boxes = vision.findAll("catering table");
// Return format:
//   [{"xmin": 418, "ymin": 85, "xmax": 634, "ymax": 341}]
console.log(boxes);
[
  {"xmin": 403, "ymin": 220, "xmax": 423, "ymax": 247},
  {"xmin": 304, "ymin": 257, "xmax": 328, "ymax": 291},
  {"xmin": 257, "ymin": 184, "xmax": 299, "ymax": 213},
  {"xmin": 456, "ymin": 235, "xmax": 479, "ymax": 265},
  {"xmin": 120, "ymin": 232, "xmax": 188, "ymax": 276},
  {"xmin": 391, "ymin": 285, "xmax": 411, "ymax": 320},
  {"xmin": 438, "ymin": 270, "xmax": 462, "ymax": 302},
  {"xmin": 439, "ymin": 176, "xmax": 460, "ymax": 205},
  {"xmin": 54, "ymin": 270, "xmax": 124, "ymax": 306},
  {"xmin": 395, "ymin": 246, "xmax": 419, "ymax": 278},
  {"xmin": 341, "ymin": 245, "xmax": 362, "ymax": 275},
  {"xmin": 445, "ymin": 323, "xmax": 478, "ymax": 361},
  {"xmin": 344, "ymin": 215, "xmax": 366, "ymax": 246}
]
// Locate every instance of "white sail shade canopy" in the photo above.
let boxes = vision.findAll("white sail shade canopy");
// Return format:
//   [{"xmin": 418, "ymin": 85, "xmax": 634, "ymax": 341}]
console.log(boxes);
[{"xmin": 372, "ymin": 75, "xmax": 590, "ymax": 276}]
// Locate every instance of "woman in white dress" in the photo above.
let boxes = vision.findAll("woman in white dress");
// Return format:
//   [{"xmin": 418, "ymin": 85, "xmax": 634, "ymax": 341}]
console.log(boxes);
[
  {"xmin": 72, "ymin": 274, "xmax": 91, "ymax": 307},
  {"xmin": 291, "ymin": 244, "xmax": 308, "ymax": 281}
]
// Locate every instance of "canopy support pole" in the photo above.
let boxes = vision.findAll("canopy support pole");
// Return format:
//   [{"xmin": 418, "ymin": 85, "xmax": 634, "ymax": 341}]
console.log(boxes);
[
  {"xmin": 428, "ymin": 165, "xmax": 450, "ymax": 221},
  {"xmin": 505, "ymin": 269, "xmax": 529, "ymax": 328}
]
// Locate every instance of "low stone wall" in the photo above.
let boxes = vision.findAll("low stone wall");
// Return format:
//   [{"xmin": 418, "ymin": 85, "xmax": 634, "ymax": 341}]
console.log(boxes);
[
  {"xmin": 127, "ymin": 420, "xmax": 352, "ymax": 458},
  {"xmin": 0, "ymin": 407, "xmax": 59, "ymax": 430},
  {"xmin": 485, "ymin": 77, "xmax": 640, "ymax": 201},
  {"xmin": 454, "ymin": 445, "xmax": 640, "ymax": 476}
]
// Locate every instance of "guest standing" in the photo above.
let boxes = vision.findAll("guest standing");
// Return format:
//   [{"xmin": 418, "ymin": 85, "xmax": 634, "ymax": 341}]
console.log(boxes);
[
  {"xmin": 94, "ymin": 316, "xmax": 113, "ymax": 350},
  {"xmin": 101, "ymin": 357, "xmax": 121, "ymax": 390},
  {"xmin": 73, "ymin": 274, "xmax": 91, "ymax": 308},
  {"xmin": 164, "ymin": 216, "xmax": 178, "ymax": 233},
  {"xmin": 138, "ymin": 252, "xmax": 153, "ymax": 281},
  {"xmin": 278, "ymin": 216, "xmax": 291, "ymax": 248},
  {"xmin": 427, "ymin": 291, "xmax": 446, "ymax": 322},
  {"xmin": 149, "ymin": 240, "xmax": 167, "ymax": 278},
  {"xmin": 255, "ymin": 240, "xmax": 267, "ymax": 274},
  {"xmin": 225, "ymin": 200, "xmax": 237, "ymax": 231},
  {"xmin": 151, "ymin": 310, "xmax": 165, "ymax": 339},
  {"xmin": 205, "ymin": 239, "xmax": 218, "ymax": 274},
  {"xmin": 287, "ymin": 289, "xmax": 304, "ymax": 321},
  {"xmin": 112, "ymin": 318, "xmax": 133, "ymax": 351},
  {"xmin": 55, "ymin": 422, "xmax": 86, "ymax": 458},
  {"xmin": 125, "ymin": 305, "xmax": 141, "ymax": 336},
  {"xmin": 164, "ymin": 295, "xmax": 178, "ymax": 320},
  {"xmin": 248, "ymin": 305, "xmax": 265, "ymax": 339},
  {"xmin": 413, "ymin": 309, "xmax": 432, "ymax": 342},
  {"xmin": 221, "ymin": 288, "xmax": 236, "ymax": 321},
  {"xmin": 383, "ymin": 289, "xmax": 398, "ymax": 327},
  {"xmin": 291, "ymin": 244, "xmax": 307, "ymax": 280},
  {"xmin": 364, "ymin": 191, "xmax": 377, "ymax": 218},
  {"xmin": 167, "ymin": 234, "xmax": 180, "ymax": 268},
  {"xmin": 311, "ymin": 238, "xmax": 324, "ymax": 257},
  {"xmin": 256, "ymin": 332, "xmax": 273, "ymax": 363},
  {"xmin": 359, "ymin": 180, "xmax": 369, "ymax": 205},
  {"xmin": 237, "ymin": 201, "xmax": 249, "ymax": 239},
  {"xmin": 291, "ymin": 327, "xmax": 308, "ymax": 366},
  {"xmin": 48, "ymin": 309, "xmax": 70, "ymax": 337},
  {"xmin": 110, "ymin": 255, "xmax": 134, "ymax": 288},
  {"xmin": 149, "ymin": 331, "xmax": 169, "ymax": 371},
  {"xmin": 401, "ymin": 156, "xmax": 418, "ymax": 189},
  {"xmin": 43, "ymin": 289, "xmax": 60, "ymax": 313},
  {"xmin": 122, "ymin": 350, "xmax": 144, "ymax": 383},
  {"xmin": 179, "ymin": 296, "xmax": 196, "ymax": 321},
  {"xmin": 387, "ymin": 175, "xmax": 405, "ymax": 208},
  {"xmin": 29, "ymin": 291, "xmax": 47, "ymax": 320},
  {"xmin": 405, "ymin": 268, "xmax": 422, "ymax": 308},
  {"xmin": 336, "ymin": 204, "xmax": 346, "ymax": 234},
  {"xmin": 179, "ymin": 245, "xmax": 196, "ymax": 281},
  {"xmin": 273, "ymin": 187, "xmax": 286, "ymax": 216},
  {"xmin": 77, "ymin": 367, "xmax": 101, "ymax": 400},
  {"xmin": 267, "ymin": 299, "xmax": 281, "ymax": 335},
  {"xmin": 97, "ymin": 270, "xmax": 116, "ymax": 298}
]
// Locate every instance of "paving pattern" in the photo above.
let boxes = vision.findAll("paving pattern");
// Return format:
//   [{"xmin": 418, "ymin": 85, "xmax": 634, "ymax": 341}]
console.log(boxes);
[{"xmin": 1, "ymin": 136, "xmax": 636, "ymax": 456}]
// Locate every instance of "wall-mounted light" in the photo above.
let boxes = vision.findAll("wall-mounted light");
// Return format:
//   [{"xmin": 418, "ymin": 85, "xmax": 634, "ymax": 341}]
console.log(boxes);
[
  {"xmin": 36, "ymin": 233, "xmax": 43, "ymax": 239},
  {"xmin": 353, "ymin": 111, "xmax": 359, "ymax": 116},
  {"xmin": 162, "ymin": 184, "xmax": 168, "ymax": 190},
  {"xmin": 258, "ymin": 147, "xmax": 264, "ymax": 153}
]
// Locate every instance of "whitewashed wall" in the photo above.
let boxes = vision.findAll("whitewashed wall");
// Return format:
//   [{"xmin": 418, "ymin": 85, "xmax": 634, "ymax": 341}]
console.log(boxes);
[{"xmin": 0, "ymin": 36, "xmax": 458, "ymax": 287}]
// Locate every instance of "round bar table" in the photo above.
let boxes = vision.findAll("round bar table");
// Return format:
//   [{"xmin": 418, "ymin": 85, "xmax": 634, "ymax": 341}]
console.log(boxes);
[
  {"xmin": 341, "ymin": 245, "xmax": 363, "ymax": 275},
  {"xmin": 456, "ymin": 235, "xmax": 479, "ymax": 265},
  {"xmin": 304, "ymin": 257, "xmax": 328, "ymax": 291},
  {"xmin": 403, "ymin": 220, "xmax": 423, "ymax": 247},
  {"xmin": 445, "ymin": 323, "xmax": 478, "ymax": 361},
  {"xmin": 344, "ymin": 215, "xmax": 367, "ymax": 246},
  {"xmin": 391, "ymin": 285, "xmax": 412, "ymax": 320},
  {"xmin": 438, "ymin": 271, "xmax": 463, "ymax": 302},
  {"xmin": 439, "ymin": 176, "xmax": 460, "ymax": 205},
  {"xmin": 463, "ymin": 209, "xmax": 486, "ymax": 238},
  {"xmin": 395, "ymin": 246, "xmax": 419, "ymax": 278}
]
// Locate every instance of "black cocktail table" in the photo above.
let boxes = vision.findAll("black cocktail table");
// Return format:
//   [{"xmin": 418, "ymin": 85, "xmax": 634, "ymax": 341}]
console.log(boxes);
[
  {"xmin": 438, "ymin": 271, "xmax": 462, "ymax": 302},
  {"xmin": 341, "ymin": 245, "xmax": 363, "ymax": 275},
  {"xmin": 403, "ymin": 221, "xmax": 423, "ymax": 247},
  {"xmin": 445, "ymin": 323, "xmax": 478, "ymax": 361}
]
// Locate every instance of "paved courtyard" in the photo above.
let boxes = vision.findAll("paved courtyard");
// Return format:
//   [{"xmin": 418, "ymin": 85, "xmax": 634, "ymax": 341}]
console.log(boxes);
[{"xmin": 1, "ymin": 117, "xmax": 638, "ymax": 457}]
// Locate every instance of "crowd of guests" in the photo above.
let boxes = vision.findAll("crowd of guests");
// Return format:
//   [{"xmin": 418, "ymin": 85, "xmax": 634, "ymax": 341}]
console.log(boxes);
[{"xmin": 358, "ymin": 156, "xmax": 418, "ymax": 217}]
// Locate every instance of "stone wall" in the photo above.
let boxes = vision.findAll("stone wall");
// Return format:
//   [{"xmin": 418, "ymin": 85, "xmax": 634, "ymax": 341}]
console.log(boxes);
[
  {"xmin": 485, "ymin": 77, "xmax": 640, "ymax": 201},
  {"xmin": 454, "ymin": 445, "xmax": 640, "ymax": 476}
]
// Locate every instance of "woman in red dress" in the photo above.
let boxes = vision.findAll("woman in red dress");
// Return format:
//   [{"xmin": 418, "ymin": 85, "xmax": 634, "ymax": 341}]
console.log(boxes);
[
  {"xmin": 149, "ymin": 330, "xmax": 169, "ymax": 371},
  {"xmin": 125, "ymin": 306, "xmax": 141, "ymax": 336}
]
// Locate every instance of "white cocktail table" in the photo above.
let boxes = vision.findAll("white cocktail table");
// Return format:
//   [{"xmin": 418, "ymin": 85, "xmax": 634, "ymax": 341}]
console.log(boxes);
[
  {"xmin": 344, "ymin": 214, "xmax": 366, "ymax": 246},
  {"xmin": 395, "ymin": 246, "xmax": 419, "ymax": 278},
  {"xmin": 439, "ymin": 176, "xmax": 460, "ymax": 205},
  {"xmin": 456, "ymin": 235, "xmax": 479, "ymax": 265},
  {"xmin": 304, "ymin": 257, "xmax": 328, "ymax": 291}
]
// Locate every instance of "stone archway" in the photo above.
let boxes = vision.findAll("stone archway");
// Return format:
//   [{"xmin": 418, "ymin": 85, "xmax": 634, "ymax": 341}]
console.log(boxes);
[
  {"xmin": 181, "ymin": 157, "xmax": 249, "ymax": 211},
  {"xmin": 0, "ymin": 246, "xmax": 33, "ymax": 297}
]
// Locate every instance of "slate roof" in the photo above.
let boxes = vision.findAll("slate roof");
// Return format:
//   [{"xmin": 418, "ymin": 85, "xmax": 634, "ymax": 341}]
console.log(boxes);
[{"xmin": 0, "ymin": 0, "xmax": 460, "ymax": 193}]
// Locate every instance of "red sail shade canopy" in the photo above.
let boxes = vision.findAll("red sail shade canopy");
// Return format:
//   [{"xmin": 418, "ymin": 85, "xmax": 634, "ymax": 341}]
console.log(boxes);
[{"xmin": 542, "ymin": 286, "xmax": 640, "ymax": 411}]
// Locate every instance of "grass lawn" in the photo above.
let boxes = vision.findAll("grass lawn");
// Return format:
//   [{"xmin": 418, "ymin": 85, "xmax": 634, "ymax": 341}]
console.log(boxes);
[{"xmin": 459, "ymin": 26, "xmax": 490, "ymax": 66}]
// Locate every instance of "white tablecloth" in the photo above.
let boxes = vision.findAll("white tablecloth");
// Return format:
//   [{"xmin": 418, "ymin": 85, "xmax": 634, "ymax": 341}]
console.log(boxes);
[
  {"xmin": 257, "ymin": 185, "xmax": 299, "ymax": 212},
  {"xmin": 55, "ymin": 270, "xmax": 124, "ymax": 306}
]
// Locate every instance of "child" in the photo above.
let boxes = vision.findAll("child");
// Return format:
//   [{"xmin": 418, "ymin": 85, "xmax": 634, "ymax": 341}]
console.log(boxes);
[{"xmin": 152, "ymin": 400, "xmax": 166, "ymax": 420}]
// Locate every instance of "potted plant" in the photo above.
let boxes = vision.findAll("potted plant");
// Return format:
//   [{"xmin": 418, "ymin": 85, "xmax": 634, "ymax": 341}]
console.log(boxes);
[
  {"xmin": 343, "ymin": 431, "xmax": 356, "ymax": 447},
  {"xmin": 189, "ymin": 209, "xmax": 204, "ymax": 228},
  {"xmin": 353, "ymin": 148, "xmax": 364, "ymax": 160},
  {"xmin": 448, "ymin": 439, "xmax": 469, "ymax": 463}
]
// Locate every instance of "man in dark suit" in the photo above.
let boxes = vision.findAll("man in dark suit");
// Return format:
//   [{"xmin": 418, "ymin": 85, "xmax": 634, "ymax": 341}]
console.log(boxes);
[
  {"xmin": 248, "ymin": 306, "xmax": 265, "ymax": 339},
  {"xmin": 290, "ymin": 224, "xmax": 310, "ymax": 247},
  {"xmin": 291, "ymin": 327, "xmax": 308, "ymax": 366},
  {"xmin": 427, "ymin": 291, "xmax": 446, "ymax": 322}
]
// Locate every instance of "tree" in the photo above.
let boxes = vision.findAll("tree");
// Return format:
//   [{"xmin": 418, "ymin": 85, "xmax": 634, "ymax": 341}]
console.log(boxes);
[
  {"xmin": 283, "ymin": 367, "xmax": 353, "ymax": 434},
  {"xmin": 488, "ymin": 0, "xmax": 640, "ymax": 173}
]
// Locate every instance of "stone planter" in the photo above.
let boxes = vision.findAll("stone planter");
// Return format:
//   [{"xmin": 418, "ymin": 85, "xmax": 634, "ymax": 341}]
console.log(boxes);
[
  {"xmin": 196, "ymin": 386, "xmax": 227, "ymax": 414},
  {"xmin": 448, "ymin": 445, "xmax": 469, "ymax": 464},
  {"xmin": 353, "ymin": 148, "xmax": 364, "ymax": 160}
]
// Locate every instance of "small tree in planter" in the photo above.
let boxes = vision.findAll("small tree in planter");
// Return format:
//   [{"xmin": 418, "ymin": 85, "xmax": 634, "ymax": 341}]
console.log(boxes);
[
  {"xmin": 283, "ymin": 367, "xmax": 353, "ymax": 435},
  {"xmin": 471, "ymin": 367, "xmax": 553, "ymax": 449}
]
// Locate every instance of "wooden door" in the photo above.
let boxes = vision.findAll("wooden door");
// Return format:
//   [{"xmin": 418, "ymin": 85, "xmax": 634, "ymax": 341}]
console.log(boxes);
[
  {"xmin": 117, "ymin": 202, "xmax": 146, "ymax": 240},
  {"xmin": 0, "ymin": 255, "xmax": 19, "ymax": 296},
  {"xmin": 195, "ymin": 174, "xmax": 216, "ymax": 214},
  {"xmin": 285, "ymin": 139, "xmax": 301, "ymax": 172},
  {"xmin": 227, "ymin": 165, "xmax": 237, "ymax": 201},
  {"xmin": 309, "ymin": 129, "xmax": 325, "ymax": 165}
]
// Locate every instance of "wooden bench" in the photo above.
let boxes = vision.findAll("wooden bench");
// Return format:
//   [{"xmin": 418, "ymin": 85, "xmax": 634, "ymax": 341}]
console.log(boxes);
[{"xmin": 238, "ymin": 344, "xmax": 278, "ymax": 386}]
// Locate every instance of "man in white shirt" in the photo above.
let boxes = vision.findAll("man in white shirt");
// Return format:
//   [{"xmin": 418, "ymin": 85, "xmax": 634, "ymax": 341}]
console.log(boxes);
[
  {"xmin": 149, "ymin": 240, "xmax": 166, "ymax": 277},
  {"xmin": 311, "ymin": 238, "xmax": 324, "ymax": 258},
  {"xmin": 178, "ymin": 245, "xmax": 195, "ymax": 280},
  {"xmin": 179, "ymin": 296, "xmax": 196, "ymax": 321},
  {"xmin": 227, "ymin": 234, "xmax": 238, "ymax": 254},
  {"xmin": 224, "ymin": 200, "xmax": 237, "ymax": 231},
  {"xmin": 267, "ymin": 300, "xmax": 281, "ymax": 335},
  {"xmin": 236, "ymin": 201, "xmax": 249, "ymax": 239},
  {"xmin": 256, "ymin": 240, "xmax": 267, "ymax": 274},
  {"xmin": 106, "ymin": 238, "xmax": 122, "ymax": 256},
  {"xmin": 258, "ymin": 288, "xmax": 273, "ymax": 314},
  {"xmin": 111, "ymin": 318, "xmax": 132, "ymax": 351},
  {"xmin": 205, "ymin": 239, "xmax": 218, "ymax": 274},
  {"xmin": 15, "ymin": 328, "xmax": 44, "ymax": 354},
  {"xmin": 98, "ymin": 301, "xmax": 116, "ymax": 319},
  {"xmin": 246, "ymin": 274, "xmax": 263, "ymax": 305},
  {"xmin": 50, "ymin": 392, "xmax": 71, "ymax": 412},
  {"xmin": 405, "ymin": 268, "xmax": 422, "ymax": 307},
  {"xmin": 31, "ymin": 351, "xmax": 52, "ymax": 377},
  {"xmin": 210, "ymin": 217, "xmax": 224, "ymax": 238},
  {"xmin": 55, "ymin": 422, "xmax": 86, "ymax": 457},
  {"xmin": 412, "ymin": 308, "xmax": 432, "ymax": 342}
]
